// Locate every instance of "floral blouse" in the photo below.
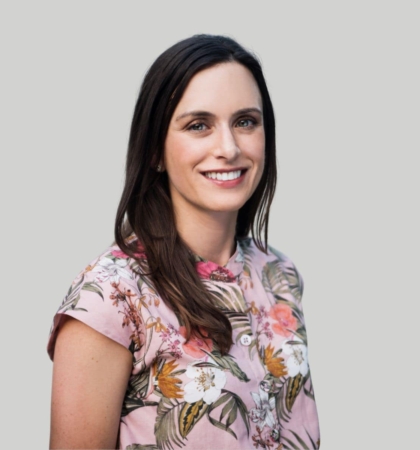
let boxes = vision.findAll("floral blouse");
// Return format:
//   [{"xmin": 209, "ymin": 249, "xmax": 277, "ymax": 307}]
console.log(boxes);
[{"xmin": 47, "ymin": 237, "xmax": 320, "ymax": 450}]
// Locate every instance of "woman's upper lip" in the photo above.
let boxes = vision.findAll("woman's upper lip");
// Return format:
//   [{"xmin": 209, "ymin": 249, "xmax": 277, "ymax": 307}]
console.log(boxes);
[{"xmin": 200, "ymin": 167, "xmax": 247, "ymax": 173}]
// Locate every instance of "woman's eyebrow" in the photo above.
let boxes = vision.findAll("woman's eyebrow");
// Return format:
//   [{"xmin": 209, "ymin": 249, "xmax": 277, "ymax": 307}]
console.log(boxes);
[
  {"xmin": 174, "ymin": 107, "xmax": 262, "ymax": 122},
  {"xmin": 175, "ymin": 110, "xmax": 214, "ymax": 122},
  {"xmin": 234, "ymin": 107, "xmax": 263, "ymax": 117}
]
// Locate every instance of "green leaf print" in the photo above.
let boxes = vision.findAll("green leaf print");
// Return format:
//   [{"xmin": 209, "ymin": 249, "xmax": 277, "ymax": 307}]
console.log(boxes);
[
  {"xmin": 205, "ymin": 281, "xmax": 254, "ymax": 342},
  {"xmin": 239, "ymin": 237, "xmax": 255, "ymax": 276},
  {"xmin": 81, "ymin": 281, "xmax": 104, "ymax": 300},
  {"xmin": 282, "ymin": 429, "xmax": 318, "ymax": 450},
  {"xmin": 155, "ymin": 399, "xmax": 184, "ymax": 450},
  {"xmin": 202, "ymin": 350, "xmax": 250, "ymax": 383},
  {"xmin": 121, "ymin": 396, "xmax": 159, "ymax": 417},
  {"xmin": 280, "ymin": 436, "xmax": 301, "ymax": 449},
  {"xmin": 275, "ymin": 385, "xmax": 292, "ymax": 423},
  {"xmin": 59, "ymin": 276, "xmax": 104, "ymax": 312},
  {"xmin": 126, "ymin": 445, "xmax": 159, "ymax": 450},
  {"xmin": 207, "ymin": 390, "xmax": 250, "ymax": 439},
  {"xmin": 127, "ymin": 367, "xmax": 151, "ymax": 398},
  {"xmin": 58, "ymin": 275, "xmax": 85, "ymax": 311},
  {"xmin": 261, "ymin": 261, "xmax": 304, "ymax": 321},
  {"xmin": 135, "ymin": 270, "xmax": 158, "ymax": 295},
  {"xmin": 206, "ymin": 283, "xmax": 247, "ymax": 312},
  {"xmin": 268, "ymin": 245, "xmax": 304, "ymax": 301},
  {"xmin": 261, "ymin": 260, "xmax": 289, "ymax": 300},
  {"xmin": 281, "ymin": 263, "xmax": 303, "ymax": 303},
  {"xmin": 221, "ymin": 310, "xmax": 253, "ymax": 343},
  {"xmin": 290, "ymin": 327, "xmax": 308, "ymax": 346},
  {"xmin": 122, "ymin": 367, "xmax": 158, "ymax": 417},
  {"xmin": 305, "ymin": 428, "xmax": 319, "ymax": 449}
]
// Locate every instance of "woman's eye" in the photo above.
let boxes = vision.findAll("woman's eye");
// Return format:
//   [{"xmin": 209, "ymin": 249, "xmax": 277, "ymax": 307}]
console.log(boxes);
[
  {"xmin": 188, "ymin": 122, "xmax": 207, "ymax": 132},
  {"xmin": 237, "ymin": 118, "xmax": 255, "ymax": 128}
]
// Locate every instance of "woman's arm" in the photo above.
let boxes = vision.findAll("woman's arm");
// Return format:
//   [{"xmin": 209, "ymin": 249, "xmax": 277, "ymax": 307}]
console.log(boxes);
[{"xmin": 50, "ymin": 316, "xmax": 133, "ymax": 450}]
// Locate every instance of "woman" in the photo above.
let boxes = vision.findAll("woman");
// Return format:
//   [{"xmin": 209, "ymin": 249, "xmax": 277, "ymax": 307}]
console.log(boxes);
[{"xmin": 48, "ymin": 34, "xmax": 320, "ymax": 450}]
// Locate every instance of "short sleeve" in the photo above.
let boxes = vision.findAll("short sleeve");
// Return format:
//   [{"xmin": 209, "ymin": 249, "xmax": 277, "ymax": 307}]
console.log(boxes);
[{"xmin": 47, "ymin": 247, "xmax": 144, "ymax": 361}]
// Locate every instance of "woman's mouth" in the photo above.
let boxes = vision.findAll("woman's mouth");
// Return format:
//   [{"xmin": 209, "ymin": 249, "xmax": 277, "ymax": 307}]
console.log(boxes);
[
  {"xmin": 203, "ymin": 169, "xmax": 244, "ymax": 181},
  {"xmin": 201, "ymin": 169, "xmax": 247, "ymax": 187}
]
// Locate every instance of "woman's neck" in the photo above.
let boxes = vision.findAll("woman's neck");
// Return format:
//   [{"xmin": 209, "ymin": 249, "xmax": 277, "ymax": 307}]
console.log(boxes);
[{"xmin": 173, "ymin": 204, "xmax": 238, "ymax": 267}]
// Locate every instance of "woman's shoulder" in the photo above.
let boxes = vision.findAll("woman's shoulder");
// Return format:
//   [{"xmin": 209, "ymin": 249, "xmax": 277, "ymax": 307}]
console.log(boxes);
[
  {"xmin": 239, "ymin": 237, "xmax": 304, "ymax": 300},
  {"xmin": 70, "ymin": 237, "xmax": 148, "ymax": 284},
  {"xmin": 47, "ymin": 238, "xmax": 149, "ymax": 360},
  {"xmin": 238, "ymin": 237, "xmax": 297, "ymax": 267}
]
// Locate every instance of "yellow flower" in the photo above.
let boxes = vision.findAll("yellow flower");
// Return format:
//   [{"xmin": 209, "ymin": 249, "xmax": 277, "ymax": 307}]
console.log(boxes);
[
  {"xmin": 245, "ymin": 301, "xmax": 259, "ymax": 315},
  {"xmin": 265, "ymin": 344, "xmax": 288, "ymax": 378},
  {"xmin": 154, "ymin": 359, "xmax": 184, "ymax": 399},
  {"xmin": 146, "ymin": 317, "xmax": 167, "ymax": 333}
]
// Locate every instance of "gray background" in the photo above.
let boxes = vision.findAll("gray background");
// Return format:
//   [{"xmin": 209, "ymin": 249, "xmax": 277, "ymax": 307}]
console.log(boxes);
[{"xmin": 1, "ymin": 1, "xmax": 419, "ymax": 449}]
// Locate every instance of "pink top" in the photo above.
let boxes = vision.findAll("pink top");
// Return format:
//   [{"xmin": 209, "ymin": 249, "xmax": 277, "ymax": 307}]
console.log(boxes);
[{"xmin": 47, "ymin": 237, "xmax": 320, "ymax": 449}]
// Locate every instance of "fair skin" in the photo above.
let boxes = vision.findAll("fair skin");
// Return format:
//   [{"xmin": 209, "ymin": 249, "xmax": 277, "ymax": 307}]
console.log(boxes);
[
  {"xmin": 50, "ymin": 316, "xmax": 132, "ymax": 449},
  {"xmin": 50, "ymin": 61, "xmax": 265, "ymax": 449}
]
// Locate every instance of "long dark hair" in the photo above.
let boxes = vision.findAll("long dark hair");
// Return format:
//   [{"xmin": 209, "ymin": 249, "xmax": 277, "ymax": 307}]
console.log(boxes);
[{"xmin": 115, "ymin": 34, "xmax": 276, "ymax": 355}]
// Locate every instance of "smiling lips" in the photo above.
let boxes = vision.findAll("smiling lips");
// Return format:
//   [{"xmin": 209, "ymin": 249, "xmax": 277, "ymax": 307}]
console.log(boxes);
[
  {"xmin": 201, "ymin": 168, "xmax": 247, "ymax": 186},
  {"xmin": 204, "ymin": 170, "xmax": 242, "ymax": 181}
]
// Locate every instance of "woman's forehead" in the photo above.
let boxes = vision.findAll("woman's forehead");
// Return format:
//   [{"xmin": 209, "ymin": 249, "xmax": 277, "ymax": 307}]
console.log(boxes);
[{"xmin": 172, "ymin": 62, "xmax": 262, "ymax": 118}]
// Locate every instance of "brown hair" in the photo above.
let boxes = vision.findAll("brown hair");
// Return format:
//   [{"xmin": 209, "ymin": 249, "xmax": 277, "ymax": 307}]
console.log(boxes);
[{"xmin": 115, "ymin": 34, "xmax": 277, "ymax": 355}]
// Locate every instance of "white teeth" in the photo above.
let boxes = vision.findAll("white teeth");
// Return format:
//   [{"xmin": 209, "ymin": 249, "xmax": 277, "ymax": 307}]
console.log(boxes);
[{"xmin": 204, "ymin": 170, "xmax": 242, "ymax": 180}]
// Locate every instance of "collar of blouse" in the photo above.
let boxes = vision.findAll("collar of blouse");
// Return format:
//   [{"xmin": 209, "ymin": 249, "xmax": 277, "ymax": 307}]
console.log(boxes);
[
  {"xmin": 192, "ymin": 239, "xmax": 245, "ymax": 283},
  {"xmin": 128, "ymin": 234, "xmax": 246, "ymax": 284}
]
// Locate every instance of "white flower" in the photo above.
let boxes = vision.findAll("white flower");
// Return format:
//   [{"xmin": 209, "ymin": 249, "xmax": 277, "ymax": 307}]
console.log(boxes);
[
  {"xmin": 183, "ymin": 360, "xmax": 226, "ymax": 405},
  {"xmin": 92, "ymin": 257, "xmax": 132, "ymax": 283},
  {"xmin": 282, "ymin": 338, "xmax": 309, "ymax": 377},
  {"xmin": 249, "ymin": 386, "xmax": 276, "ymax": 430}
]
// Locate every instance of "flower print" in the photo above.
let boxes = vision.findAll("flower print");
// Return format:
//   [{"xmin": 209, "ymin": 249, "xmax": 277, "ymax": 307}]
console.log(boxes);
[
  {"xmin": 169, "ymin": 339, "xmax": 181, "ymax": 355},
  {"xmin": 111, "ymin": 249, "xmax": 129, "ymax": 259},
  {"xmin": 195, "ymin": 261, "xmax": 236, "ymax": 283},
  {"xmin": 167, "ymin": 323, "xmax": 179, "ymax": 336},
  {"xmin": 249, "ymin": 386, "xmax": 276, "ymax": 430},
  {"xmin": 179, "ymin": 326, "xmax": 213, "ymax": 359},
  {"xmin": 133, "ymin": 241, "xmax": 147, "ymax": 259},
  {"xmin": 183, "ymin": 360, "xmax": 226, "ymax": 405},
  {"xmin": 269, "ymin": 304, "xmax": 297, "ymax": 337},
  {"xmin": 146, "ymin": 317, "xmax": 167, "ymax": 333},
  {"xmin": 256, "ymin": 306, "xmax": 268, "ymax": 324},
  {"xmin": 282, "ymin": 338, "xmax": 309, "ymax": 377},
  {"xmin": 153, "ymin": 359, "xmax": 184, "ymax": 399},
  {"xmin": 254, "ymin": 306, "xmax": 273, "ymax": 342},
  {"xmin": 239, "ymin": 269, "xmax": 253, "ymax": 289},
  {"xmin": 111, "ymin": 239, "xmax": 147, "ymax": 260},
  {"xmin": 155, "ymin": 322, "xmax": 183, "ymax": 359},
  {"xmin": 92, "ymin": 257, "xmax": 132, "ymax": 283},
  {"xmin": 171, "ymin": 348, "xmax": 183, "ymax": 359},
  {"xmin": 245, "ymin": 301, "xmax": 259, "ymax": 315},
  {"xmin": 251, "ymin": 427, "xmax": 275, "ymax": 449},
  {"xmin": 265, "ymin": 344, "xmax": 288, "ymax": 378},
  {"xmin": 261, "ymin": 321, "xmax": 274, "ymax": 341},
  {"xmin": 109, "ymin": 282, "xmax": 143, "ymax": 349},
  {"xmin": 159, "ymin": 329, "xmax": 171, "ymax": 342}
]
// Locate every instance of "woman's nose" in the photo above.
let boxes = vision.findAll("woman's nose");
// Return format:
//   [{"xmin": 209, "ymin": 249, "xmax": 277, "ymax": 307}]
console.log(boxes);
[{"xmin": 213, "ymin": 125, "xmax": 240, "ymax": 160}]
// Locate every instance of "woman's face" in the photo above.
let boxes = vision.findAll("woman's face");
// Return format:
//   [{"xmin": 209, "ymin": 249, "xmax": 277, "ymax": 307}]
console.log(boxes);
[{"xmin": 164, "ymin": 62, "xmax": 265, "ymax": 219}]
